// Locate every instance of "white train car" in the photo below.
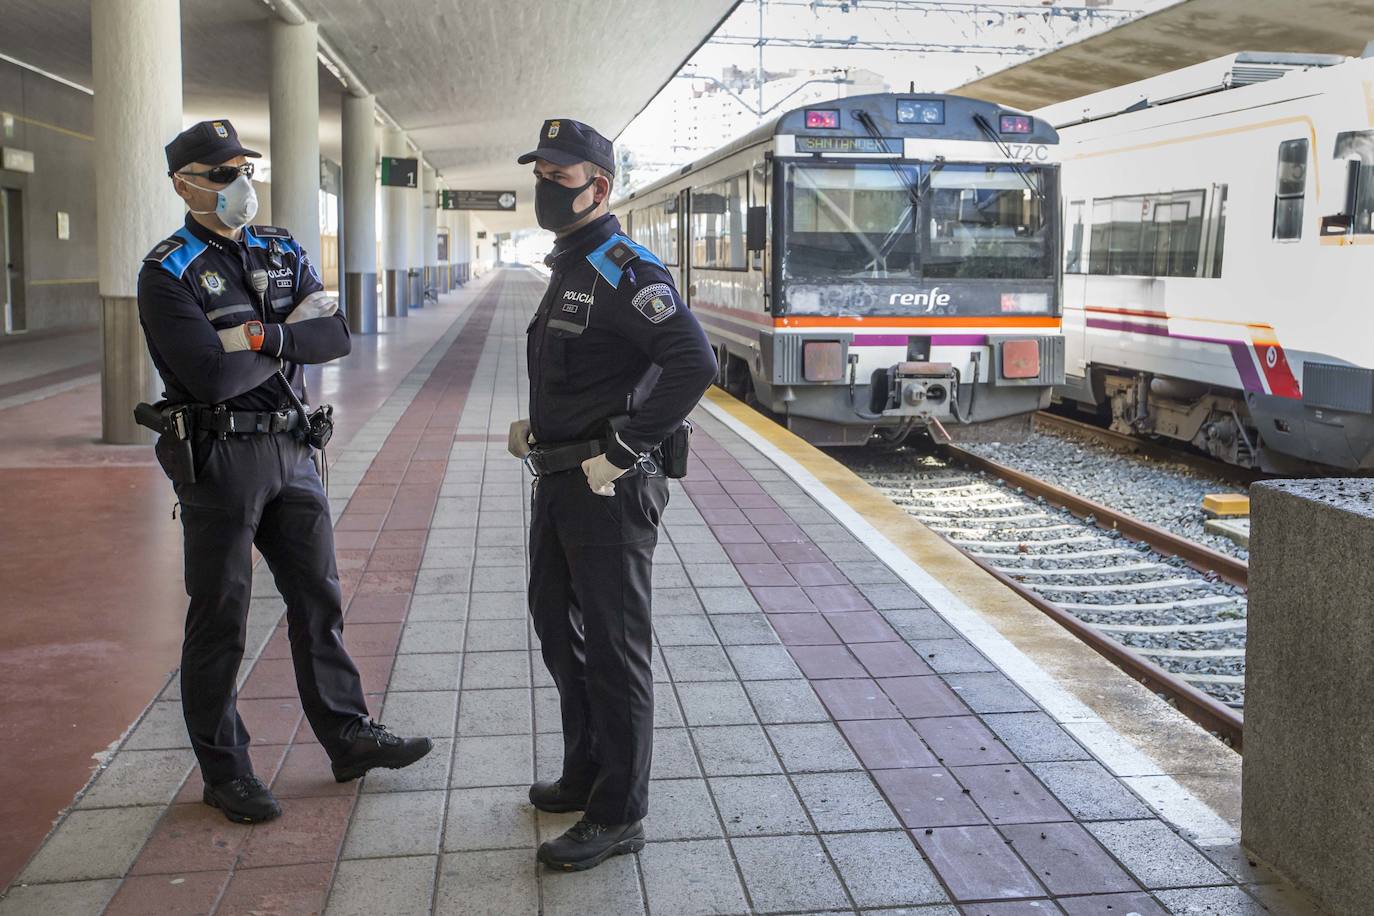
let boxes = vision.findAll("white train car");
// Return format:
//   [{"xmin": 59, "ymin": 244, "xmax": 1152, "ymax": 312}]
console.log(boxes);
[
  {"xmin": 618, "ymin": 93, "xmax": 1066, "ymax": 446},
  {"xmin": 1045, "ymin": 52, "xmax": 1374, "ymax": 471}
]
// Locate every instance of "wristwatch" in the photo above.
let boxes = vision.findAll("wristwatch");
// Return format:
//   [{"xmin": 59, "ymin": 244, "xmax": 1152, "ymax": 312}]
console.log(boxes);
[{"xmin": 244, "ymin": 319, "xmax": 266, "ymax": 352}]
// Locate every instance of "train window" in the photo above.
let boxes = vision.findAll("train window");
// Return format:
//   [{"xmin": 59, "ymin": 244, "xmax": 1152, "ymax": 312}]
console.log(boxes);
[
  {"xmin": 786, "ymin": 163, "xmax": 919, "ymax": 279},
  {"xmin": 1331, "ymin": 130, "xmax": 1374, "ymax": 234},
  {"xmin": 1087, "ymin": 189, "xmax": 1215, "ymax": 278},
  {"xmin": 691, "ymin": 174, "xmax": 747, "ymax": 270},
  {"xmin": 1272, "ymin": 139, "xmax": 1308, "ymax": 240},
  {"xmin": 922, "ymin": 166, "xmax": 1052, "ymax": 280},
  {"xmin": 1065, "ymin": 201, "xmax": 1085, "ymax": 274},
  {"xmin": 636, "ymin": 198, "xmax": 679, "ymax": 266}
]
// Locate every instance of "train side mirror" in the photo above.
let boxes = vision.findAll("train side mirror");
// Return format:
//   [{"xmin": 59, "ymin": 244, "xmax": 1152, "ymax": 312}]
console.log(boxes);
[{"xmin": 746, "ymin": 206, "xmax": 767, "ymax": 252}]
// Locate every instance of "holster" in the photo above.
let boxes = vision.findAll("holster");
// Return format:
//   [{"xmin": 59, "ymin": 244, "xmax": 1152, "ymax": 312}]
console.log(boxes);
[
  {"xmin": 600, "ymin": 414, "xmax": 692, "ymax": 479},
  {"xmin": 135, "ymin": 400, "xmax": 197, "ymax": 485},
  {"xmin": 659, "ymin": 420, "xmax": 693, "ymax": 479}
]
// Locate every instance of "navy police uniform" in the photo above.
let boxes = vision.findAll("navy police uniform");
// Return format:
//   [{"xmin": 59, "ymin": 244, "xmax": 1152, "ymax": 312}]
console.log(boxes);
[
  {"xmin": 525, "ymin": 195, "xmax": 716, "ymax": 822},
  {"xmin": 137, "ymin": 122, "xmax": 370, "ymax": 787}
]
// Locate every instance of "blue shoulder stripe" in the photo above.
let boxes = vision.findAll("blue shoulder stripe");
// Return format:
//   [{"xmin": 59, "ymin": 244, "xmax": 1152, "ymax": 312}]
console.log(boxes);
[
  {"xmin": 242, "ymin": 226, "xmax": 268, "ymax": 250},
  {"xmin": 622, "ymin": 238, "xmax": 665, "ymax": 271},
  {"xmin": 160, "ymin": 227, "xmax": 207, "ymax": 279},
  {"xmin": 586, "ymin": 233, "xmax": 666, "ymax": 287}
]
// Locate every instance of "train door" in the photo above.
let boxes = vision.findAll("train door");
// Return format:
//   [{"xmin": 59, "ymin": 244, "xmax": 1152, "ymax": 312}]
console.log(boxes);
[
  {"xmin": 1062, "ymin": 198, "xmax": 1088, "ymax": 377},
  {"xmin": 678, "ymin": 187, "xmax": 691, "ymax": 300},
  {"xmin": 1, "ymin": 187, "xmax": 25, "ymax": 334}
]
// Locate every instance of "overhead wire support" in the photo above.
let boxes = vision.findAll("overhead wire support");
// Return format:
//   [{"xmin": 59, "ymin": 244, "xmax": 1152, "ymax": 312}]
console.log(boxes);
[{"xmin": 765, "ymin": 0, "xmax": 1146, "ymax": 18}]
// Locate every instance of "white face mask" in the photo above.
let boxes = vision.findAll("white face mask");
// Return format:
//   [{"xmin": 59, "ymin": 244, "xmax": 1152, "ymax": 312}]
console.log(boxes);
[{"xmin": 181, "ymin": 173, "xmax": 258, "ymax": 230}]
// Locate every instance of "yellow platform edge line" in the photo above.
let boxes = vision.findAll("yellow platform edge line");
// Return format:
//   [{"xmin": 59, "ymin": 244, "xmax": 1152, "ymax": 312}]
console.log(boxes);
[{"xmin": 699, "ymin": 387, "xmax": 1244, "ymax": 831}]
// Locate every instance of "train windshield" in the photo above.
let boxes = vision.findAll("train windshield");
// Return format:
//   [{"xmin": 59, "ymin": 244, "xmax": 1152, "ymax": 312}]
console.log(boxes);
[{"xmin": 783, "ymin": 162, "xmax": 1055, "ymax": 283}]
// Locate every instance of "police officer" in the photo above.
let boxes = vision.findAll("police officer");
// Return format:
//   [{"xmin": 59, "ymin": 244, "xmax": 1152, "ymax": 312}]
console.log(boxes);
[
  {"xmin": 510, "ymin": 119, "xmax": 716, "ymax": 871},
  {"xmin": 137, "ymin": 119, "xmax": 432, "ymax": 824}
]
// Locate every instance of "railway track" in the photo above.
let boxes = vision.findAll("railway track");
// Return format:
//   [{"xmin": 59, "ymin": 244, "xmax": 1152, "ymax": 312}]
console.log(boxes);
[
  {"xmin": 846, "ymin": 445, "xmax": 1247, "ymax": 750},
  {"xmin": 1033, "ymin": 410, "xmax": 1268, "ymax": 487}
]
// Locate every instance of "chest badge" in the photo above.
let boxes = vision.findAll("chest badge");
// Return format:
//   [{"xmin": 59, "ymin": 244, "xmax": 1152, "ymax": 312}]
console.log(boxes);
[{"xmin": 199, "ymin": 270, "xmax": 227, "ymax": 297}]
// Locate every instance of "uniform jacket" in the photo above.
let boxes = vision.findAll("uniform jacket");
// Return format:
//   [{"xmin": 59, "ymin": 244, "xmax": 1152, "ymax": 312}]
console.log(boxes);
[
  {"xmin": 528, "ymin": 213, "xmax": 716, "ymax": 467},
  {"xmin": 137, "ymin": 214, "xmax": 349, "ymax": 412}
]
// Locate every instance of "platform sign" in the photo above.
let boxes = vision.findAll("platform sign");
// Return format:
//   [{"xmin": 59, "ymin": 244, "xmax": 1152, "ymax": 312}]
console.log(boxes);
[
  {"xmin": 380, "ymin": 156, "xmax": 417, "ymax": 188},
  {"xmin": 440, "ymin": 190, "xmax": 516, "ymax": 211}
]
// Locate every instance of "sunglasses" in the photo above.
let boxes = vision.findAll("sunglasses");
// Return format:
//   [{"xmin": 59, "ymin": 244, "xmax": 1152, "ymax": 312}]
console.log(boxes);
[{"xmin": 176, "ymin": 162, "xmax": 255, "ymax": 184}]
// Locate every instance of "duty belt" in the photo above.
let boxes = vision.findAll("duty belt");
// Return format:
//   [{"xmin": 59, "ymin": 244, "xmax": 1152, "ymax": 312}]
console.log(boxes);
[
  {"xmin": 195, "ymin": 406, "xmax": 302, "ymax": 435},
  {"xmin": 524, "ymin": 439, "xmax": 604, "ymax": 477}
]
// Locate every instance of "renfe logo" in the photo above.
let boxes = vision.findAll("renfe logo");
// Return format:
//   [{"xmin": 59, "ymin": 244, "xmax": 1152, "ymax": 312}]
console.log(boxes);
[{"xmin": 888, "ymin": 288, "xmax": 951, "ymax": 312}]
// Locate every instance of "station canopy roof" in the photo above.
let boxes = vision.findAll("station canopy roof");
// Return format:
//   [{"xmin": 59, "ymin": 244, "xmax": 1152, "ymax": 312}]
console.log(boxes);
[
  {"xmin": 0, "ymin": 0, "xmax": 738, "ymax": 233},
  {"xmin": 952, "ymin": 0, "xmax": 1374, "ymax": 114}
]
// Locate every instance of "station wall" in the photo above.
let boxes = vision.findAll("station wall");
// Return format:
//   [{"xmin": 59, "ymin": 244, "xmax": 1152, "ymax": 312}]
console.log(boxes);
[{"xmin": 0, "ymin": 60, "xmax": 98, "ymax": 335}]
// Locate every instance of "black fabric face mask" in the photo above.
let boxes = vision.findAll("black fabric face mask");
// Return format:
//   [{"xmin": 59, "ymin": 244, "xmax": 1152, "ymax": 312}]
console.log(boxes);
[{"xmin": 535, "ymin": 175, "xmax": 598, "ymax": 232}]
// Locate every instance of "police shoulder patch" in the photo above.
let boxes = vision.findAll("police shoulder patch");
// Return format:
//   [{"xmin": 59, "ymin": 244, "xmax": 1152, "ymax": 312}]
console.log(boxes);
[
  {"xmin": 631, "ymin": 283, "xmax": 677, "ymax": 324},
  {"xmin": 143, "ymin": 235, "xmax": 185, "ymax": 263}
]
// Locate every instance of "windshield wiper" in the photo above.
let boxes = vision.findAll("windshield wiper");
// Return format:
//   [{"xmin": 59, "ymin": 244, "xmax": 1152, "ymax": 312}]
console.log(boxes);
[
  {"xmin": 852, "ymin": 109, "xmax": 943, "ymax": 273},
  {"xmin": 971, "ymin": 113, "xmax": 1047, "ymax": 229}
]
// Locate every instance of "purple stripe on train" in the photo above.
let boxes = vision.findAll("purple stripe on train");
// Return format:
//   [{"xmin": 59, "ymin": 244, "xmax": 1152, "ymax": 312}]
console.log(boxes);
[{"xmin": 1085, "ymin": 318, "xmax": 1263, "ymax": 394}]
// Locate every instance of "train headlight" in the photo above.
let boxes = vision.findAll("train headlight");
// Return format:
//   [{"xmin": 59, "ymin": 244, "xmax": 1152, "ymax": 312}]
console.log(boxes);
[
  {"xmin": 1001, "ymin": 339, "xmax": 1041, "ymax": 380},
  {"xmin": 999, "ymin": 114, "xmax": 1033, "ymax": 134},
  {"xmin": 804, "ymin": 109, "xmax": 840, "ymax": 129},
  {"xmin": 803, "ymin": 341, "xmax": 846, "ymax": 382},
  {"xmin": 999, "ymin": 292, "xmax": 1049, "ymax": 313},
  {"xmin": 897, "ymin": 99, "xmax": 945, "ymax": 125}
]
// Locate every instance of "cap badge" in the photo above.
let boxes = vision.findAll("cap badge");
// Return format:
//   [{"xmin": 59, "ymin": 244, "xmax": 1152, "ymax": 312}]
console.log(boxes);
[
  {"xmin": 547, "ymin": 120, "xmax": 560, "ymax": 139},
  {"xmin": 212, "ymin": 121, "xmax": 228, "ymax": 139},
  {"xmin": 199, "ymin": 270, "xmax": 226, "ymax": 296}
]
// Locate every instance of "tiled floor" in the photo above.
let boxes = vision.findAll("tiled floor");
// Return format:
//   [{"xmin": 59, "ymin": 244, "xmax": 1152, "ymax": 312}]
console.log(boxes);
[
  {"xmin": 0, "ymin": 269, "xmax": 1309, "ymax": 915},
  {"xmin": 0, "ymin": 277, "xmax": 487, "ymax": 893}
]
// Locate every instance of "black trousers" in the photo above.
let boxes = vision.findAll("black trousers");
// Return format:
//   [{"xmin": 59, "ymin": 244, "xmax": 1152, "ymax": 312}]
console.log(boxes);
[
  {"xmin": 528, "ymin": 465, "xmax": 668, "ymax": 825},
  {"xmin": 172, "ymin": 431, "xmax": 369, "ymax": 785}
]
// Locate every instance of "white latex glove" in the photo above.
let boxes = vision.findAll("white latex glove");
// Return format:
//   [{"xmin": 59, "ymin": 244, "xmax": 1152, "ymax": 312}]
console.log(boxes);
[
  {"xmin": 508, "ymin": 418, "xmax": 533, "ymax": 459},
  {"xmin": 286, "ymin": 291, "xmax": 339, "ymax": 324},
  {"xmin": 217, "ymin": 323, "xmax": 253, "ymax": 352},
  {"xmin": 581, "ymin": 453, "xmax": 629, "ymax": 497}
]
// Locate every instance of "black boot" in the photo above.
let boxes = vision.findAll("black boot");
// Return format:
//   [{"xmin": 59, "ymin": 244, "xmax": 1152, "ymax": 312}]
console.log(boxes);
[
  {"xmin": 529, "ymin": 779, "xmax": 590, "ymax": 814},
  {"xmin": 330, "ymin": 718, "xmax": 434, "ymax": 783},
  {"xmin": 538, "ymin": 819, "xmax": 645, "ymax": 871},
  {"xmin": 203, "ymin": 774, "xmax": 282, "ymax": 824}
]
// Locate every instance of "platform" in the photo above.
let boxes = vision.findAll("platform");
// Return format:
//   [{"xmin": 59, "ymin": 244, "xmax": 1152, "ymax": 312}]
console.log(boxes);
[{"xmin": 0, "ymin": 269, "xmax": 1317, "ymax": 915}]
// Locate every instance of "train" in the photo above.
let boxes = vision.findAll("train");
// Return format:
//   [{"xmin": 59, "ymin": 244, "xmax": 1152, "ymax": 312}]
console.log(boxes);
[
  {"xmin": 1043, "ymin": 51, "xmax": 1374, "ymax": 472},
  {"xmin": 618, "ymin": 92, "xmax": 1066, "ymax": 447}
]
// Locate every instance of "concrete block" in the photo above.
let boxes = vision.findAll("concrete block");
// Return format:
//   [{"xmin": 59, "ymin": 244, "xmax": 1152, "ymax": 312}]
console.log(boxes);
[
  {"xmin": 342, "ymin": 790, "xmax": 445, "ymax": 858},
  {"xmin": 327, "ymin": 856, "xmax": 437, "ymax": 916},
  {"xmin": 19, "ymin": 807, "xmax": 162, "ymax": 883},
  {"xmin": 1205, "ymin": 516, "xmax": 1251, "ymax": 548},
  {"xmin": 1244, "ymin": 479, "xmax": 1374, "ymax": 916}
]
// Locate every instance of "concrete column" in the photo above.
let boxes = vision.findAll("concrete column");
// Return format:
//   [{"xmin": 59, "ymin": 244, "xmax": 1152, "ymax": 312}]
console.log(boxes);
[
  {"xmin": 341, "ymin": 93, "xmax": 377, "ymax": 334},
  {"xmin": 380, "ymin": 128, "xmax": 408, "ymax": 317},
  {"xmin": 406, "ymin": 157, "xmax": 424, "ymax": 308},
  {"xmin": 422, "ymin": 165, "xmax": 439, "ymax": 300},
  {"xmin": 93, "ymin": 0, "xmax": 184, "ymax": 444},
  {"xmin": 269, "ymin": 20, "xmax": 321, "ymax": 265},
  {"xmin": 1243, "ymin": 478, "xmax": 1374, "ymax": 916}
]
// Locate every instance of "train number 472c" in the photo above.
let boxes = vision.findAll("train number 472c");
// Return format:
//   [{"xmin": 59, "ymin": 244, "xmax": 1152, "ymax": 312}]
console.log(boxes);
[{"xmin": 1006, "ymin": 143, "xmax": 1050, "ymax": 161}]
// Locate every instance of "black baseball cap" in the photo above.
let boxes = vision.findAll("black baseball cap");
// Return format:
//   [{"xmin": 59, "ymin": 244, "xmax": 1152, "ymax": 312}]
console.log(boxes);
[
  {"xmin": 165, "ymin": 119, "xmax": 261, "ymax": 174},
  {"xmin": 517, "ymin": 118, "xmax": 615, "ymax": 175}
]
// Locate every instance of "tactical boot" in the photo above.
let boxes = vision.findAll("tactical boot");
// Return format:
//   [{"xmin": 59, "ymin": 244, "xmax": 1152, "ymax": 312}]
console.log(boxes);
[
  {"xmin": 529, "ymin": 779, "xmax": 590, "ymax": 814},
  {"xmin": 538, "ymin": 819, "xmax": 645, "ymax": 871},
  {"xmin": 331, "ymin": 718, "xmax": 434, "ymax": 783},
  {"xmin": 203, "ymin": 774, "xmax": 282, "ymax": 824}
]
